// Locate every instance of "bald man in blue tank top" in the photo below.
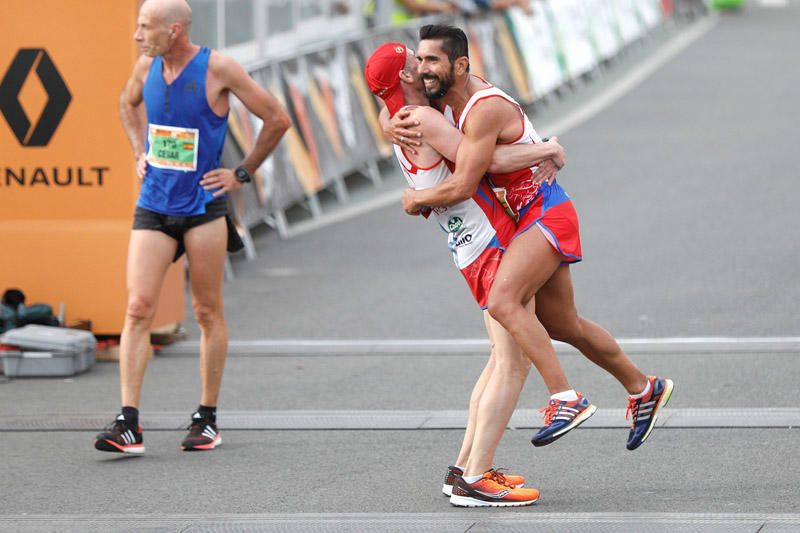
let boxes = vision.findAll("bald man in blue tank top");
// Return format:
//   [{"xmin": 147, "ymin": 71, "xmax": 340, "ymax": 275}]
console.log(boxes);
[{"xmin": 94, "ymin": 0, "xmax": 290, "ymax": 454}]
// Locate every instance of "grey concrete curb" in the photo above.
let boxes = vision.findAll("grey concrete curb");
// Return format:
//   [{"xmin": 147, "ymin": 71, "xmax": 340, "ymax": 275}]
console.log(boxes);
[
  {"xmin": 0, "ymin": 512, "xmax": 798, "ymax": 533},
  {"xmin": 157, "ymin": 337, "xmax": 800, "ymax": 356},
  {"xmin": 3, "ymin": 408, "xmax": 799, "ymax": 431}
]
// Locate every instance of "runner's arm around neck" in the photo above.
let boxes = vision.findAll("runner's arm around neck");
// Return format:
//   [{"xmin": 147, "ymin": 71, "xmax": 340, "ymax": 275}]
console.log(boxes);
[
  {"xmin": 402, "ymin": 97, "xmax": 508, "ymax": 213},
  {"xmin": 407, "ymin": 106, "xmax": 564, "ymax": 173},
  {"xmin": 491, "ymin": 138, "xmax": 564, "ymax": 174}
]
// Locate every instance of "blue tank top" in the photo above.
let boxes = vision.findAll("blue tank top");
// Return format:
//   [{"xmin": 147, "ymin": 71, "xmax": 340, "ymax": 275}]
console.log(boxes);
[{"xmin": 138, "ymin": 47, "xmax": 229, "ymax": 216}]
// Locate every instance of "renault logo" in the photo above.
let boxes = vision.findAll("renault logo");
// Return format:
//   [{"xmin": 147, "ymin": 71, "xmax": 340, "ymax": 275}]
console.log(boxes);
[{"xmin": 0, "ymin": 48, "xmax": 71, "ymax": 147}]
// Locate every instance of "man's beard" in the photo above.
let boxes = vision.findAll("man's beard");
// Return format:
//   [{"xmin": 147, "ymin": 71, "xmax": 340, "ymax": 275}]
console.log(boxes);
[{"xmin": 422, "ymin": 65, "xmax": 455, "ymax": 100}]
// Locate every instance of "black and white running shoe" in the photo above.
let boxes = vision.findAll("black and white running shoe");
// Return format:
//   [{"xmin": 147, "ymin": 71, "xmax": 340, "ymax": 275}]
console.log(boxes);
[
  {"xmin": 94, "ymin": 414, "xmax": 144, "ymax": 454},
  {"xmin": 181, "ymin": 411, "xmax": 222, "ymax": 451}
]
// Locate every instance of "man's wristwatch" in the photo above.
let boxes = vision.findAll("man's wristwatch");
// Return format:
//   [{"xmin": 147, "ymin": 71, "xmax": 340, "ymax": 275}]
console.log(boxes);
[{"xmin": 234, "ymin": 166, "xmax": 252, "ymax": 183}]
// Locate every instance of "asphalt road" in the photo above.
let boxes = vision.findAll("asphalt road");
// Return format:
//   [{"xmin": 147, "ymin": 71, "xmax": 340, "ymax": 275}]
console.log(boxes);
[{"xmin": 2, "ymin": 4, "xmax": 799, "ymax": 531}]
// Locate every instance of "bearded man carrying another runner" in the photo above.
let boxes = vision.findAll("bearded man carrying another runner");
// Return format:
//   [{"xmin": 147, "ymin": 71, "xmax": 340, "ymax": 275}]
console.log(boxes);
[
  {"xmin": 367, "ymin": 42, "xmax": 566, "ymax": 507},
  {"xmin": 399, "ymin": 24, "xmax": 674, "ymax": 506}
]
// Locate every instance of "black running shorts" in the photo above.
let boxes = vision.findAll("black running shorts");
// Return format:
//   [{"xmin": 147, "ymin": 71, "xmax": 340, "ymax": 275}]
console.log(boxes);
[{"xmin": 132, "ymin": 197, "xmax": 245, "ymax": 262}]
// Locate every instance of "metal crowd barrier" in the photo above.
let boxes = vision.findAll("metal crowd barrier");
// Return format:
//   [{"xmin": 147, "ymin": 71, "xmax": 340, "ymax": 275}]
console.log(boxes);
[{"xmin": 223, "ymin": 0, "xmax": 707, "ymax": 262}]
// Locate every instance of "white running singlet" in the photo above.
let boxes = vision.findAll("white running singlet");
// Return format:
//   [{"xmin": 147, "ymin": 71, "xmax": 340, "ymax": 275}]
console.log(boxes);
[{"xmin": 393, "ymin": 143, "xmax": 498, "ymax": 269}]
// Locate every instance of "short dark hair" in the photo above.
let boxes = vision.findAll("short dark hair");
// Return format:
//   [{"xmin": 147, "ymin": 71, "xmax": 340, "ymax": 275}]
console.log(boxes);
[{"xmin": 419, "ymin": 24, "xmax": 469, "ymax": 70}]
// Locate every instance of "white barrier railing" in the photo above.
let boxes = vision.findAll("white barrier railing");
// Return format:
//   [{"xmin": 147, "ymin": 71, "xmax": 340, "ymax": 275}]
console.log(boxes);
[{"xmin": 223, "ymin": 0, "xmax": 707, "ymax": 258}]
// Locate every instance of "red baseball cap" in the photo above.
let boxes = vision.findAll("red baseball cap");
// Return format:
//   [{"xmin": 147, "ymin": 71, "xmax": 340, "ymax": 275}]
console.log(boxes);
[{"xmin": 364, "ymin": 42, "xmax": 408, "ymax": 117}]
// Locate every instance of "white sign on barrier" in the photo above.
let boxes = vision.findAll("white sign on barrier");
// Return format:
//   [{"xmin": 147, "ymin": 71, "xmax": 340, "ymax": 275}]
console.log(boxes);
[
  {"xmin": 548, "ymin": 0, "xmax": 598, "ymax": 79},
  {"xmin": 584, "ymin": 0, "xmax": 623, "ymax": 61},
  {"xmin": 505, "ymin": 5, "xmax": 564, "ymax": 98},
  {"xmin": 328, "ymin": 45, "xmax": 358, "ymax": 151},
  {"xmin": 639, "ymin": 0, "xmax": 664, "ymax": 30},
  {"xmin": 613, "ymin": 0, "xmax": 645, "ymax": 44}
]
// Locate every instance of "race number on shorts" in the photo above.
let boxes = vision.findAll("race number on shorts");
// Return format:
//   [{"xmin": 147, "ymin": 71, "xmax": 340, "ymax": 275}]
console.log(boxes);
[{"xmin": 147, "ymin": 124, "xmax": 199, "ymax": 171}]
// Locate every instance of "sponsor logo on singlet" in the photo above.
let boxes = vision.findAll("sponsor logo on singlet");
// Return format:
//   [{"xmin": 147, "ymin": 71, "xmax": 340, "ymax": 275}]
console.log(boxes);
[
  {"xmin": 454, "ymin": 233, "xmax": 473, "ymax": 247},
  {"xmin": 448, "ymin": 216, "xmax": 463, "ymax": 233}
]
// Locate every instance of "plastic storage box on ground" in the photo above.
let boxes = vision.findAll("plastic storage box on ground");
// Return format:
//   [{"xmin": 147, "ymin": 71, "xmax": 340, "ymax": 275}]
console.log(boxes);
[{"xmin": 0, "ymin": 325, "xmax": 97, "ymax": 377}]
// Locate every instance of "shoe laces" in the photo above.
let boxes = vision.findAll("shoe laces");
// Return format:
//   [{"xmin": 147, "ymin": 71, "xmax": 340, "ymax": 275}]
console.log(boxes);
[
  {"xmin": 103, "ymin": 416, "xmax": 129, "ymax": 434},
  {"xmin": 185, "ymin": 414, "xmax": 212, "ymax": 433},
  {"xmin": 103, "ymin": 420, "xmax": 124, "ymax": 434},
  {"xmin": 626, "ymin": 397, "xmax": 640, "ymax": 424},
  {"xmin": 539, "ymin": 401, "xmax": 558, "ymax": 426},
  {"xmin": 488, "ymin": 468, "xmax": 516, "ymax": 488}
]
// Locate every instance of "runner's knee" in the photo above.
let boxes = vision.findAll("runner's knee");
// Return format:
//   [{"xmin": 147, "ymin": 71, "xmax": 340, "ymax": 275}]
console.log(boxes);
[
  {"xmin": 125, "ymin": 295, "xmax": 157, "ymax": 323},
  {"xmin": 486, "ymin": 293, "xmax": 520, "ymax": 327},
  {"xmin": 192, "ymin": 301, "xmax": 222, "ymax": 328}
]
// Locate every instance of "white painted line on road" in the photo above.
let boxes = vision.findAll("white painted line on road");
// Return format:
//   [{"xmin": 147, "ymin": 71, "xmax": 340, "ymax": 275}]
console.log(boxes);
[
  {"xmin": 1, "ymin": 512, "xmax": 798, "ymax": 532},
  {"xmin": 160, "ymin": 336, "xmax": 800, "ymax": 356},
  {"xmin": 3, "ymin": 408, "xmax": 799, "ymax": 431},
  {"xmin": 279, "ymin": 18, "xmax": 717, "ymax": 239}
]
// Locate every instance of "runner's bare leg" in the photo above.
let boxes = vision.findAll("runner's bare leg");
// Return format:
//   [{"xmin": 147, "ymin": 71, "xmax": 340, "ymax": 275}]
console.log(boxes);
[
  {"xmin": 487, "ymin": 227, "xmax": 570, "ymax": 395},
  {"xmin": 120, "ymin": 230, "xmax": 177, "ymax": 407},
  {"xmin": 184, "ymin": 217, "xmax": 229, "ymax": 406},
  {"xmin": 463, "ymin": 307, "xmax": 531, "ymax": 477},
  {"xmin": 454, "ymin": 311, "xmax": 499, "ymax": 467},
  {"xmin": 536, "ymin": 265, "xmax": 648, "ymax": 394}
]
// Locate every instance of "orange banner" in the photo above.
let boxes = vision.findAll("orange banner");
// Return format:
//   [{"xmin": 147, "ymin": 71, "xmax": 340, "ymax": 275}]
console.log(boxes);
[{"xmin": 0, "ymin": 0, "xmax": 184, "ymax": 334}]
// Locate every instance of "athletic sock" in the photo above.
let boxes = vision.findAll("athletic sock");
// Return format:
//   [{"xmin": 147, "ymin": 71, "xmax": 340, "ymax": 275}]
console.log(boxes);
[
  {"xmin": 121, "ymin": 406, "xmax": 139, "ymax": 428},
  {"xmin": 551, "ymin": 389, "xmax": 579, "ymax": 402},
  {"xmin": 197, "ymin": 404, "xmax": 217, "ymax": 423},
  {"xmin": 629, "ymin": 379, "xmax": 652, "ymax": 400},
  {"xmin": 463, "ymin": 474, "xmax": 483, "ymax": 484}
]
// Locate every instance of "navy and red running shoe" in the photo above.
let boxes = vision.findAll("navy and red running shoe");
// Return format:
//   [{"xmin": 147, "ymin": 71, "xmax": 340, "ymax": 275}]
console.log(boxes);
[
  {"xmin": 531, "ymin": 392, "xmax": 596, "ymax": 447},
  {"xmin": 626, "ymin": 376, "xmax": 674, "ymax": 450},
  {"xmin": 94, "ymin": 414, "xmax": 144, "ymax": 454}
]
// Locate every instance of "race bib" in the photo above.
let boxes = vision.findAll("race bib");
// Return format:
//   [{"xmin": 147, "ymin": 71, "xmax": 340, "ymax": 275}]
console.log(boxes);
[{"xmin": 147, "ymin": 124, "xmax": 199, "ymax": 171}]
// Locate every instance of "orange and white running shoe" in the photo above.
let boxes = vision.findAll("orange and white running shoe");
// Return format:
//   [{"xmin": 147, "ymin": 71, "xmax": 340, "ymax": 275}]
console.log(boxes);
[
  {"xmin": 442, "ymin": 466, "xmax": 525, "ymax": 496},
  {"xmin": 450, "ymin": 470, "xmax": 540, "ymax": 507}
]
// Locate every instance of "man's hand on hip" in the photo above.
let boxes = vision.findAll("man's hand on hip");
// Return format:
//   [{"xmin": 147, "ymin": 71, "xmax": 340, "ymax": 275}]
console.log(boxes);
[{"xmin": 201, "ymin": 168, "xmax": 243, "ymax": 197}]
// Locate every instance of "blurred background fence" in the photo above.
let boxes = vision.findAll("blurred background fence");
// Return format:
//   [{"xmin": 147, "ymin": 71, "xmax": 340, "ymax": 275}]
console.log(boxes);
[{"xmin": 187, "ymin": 0, "xmax": 708, "ymax": 259}]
